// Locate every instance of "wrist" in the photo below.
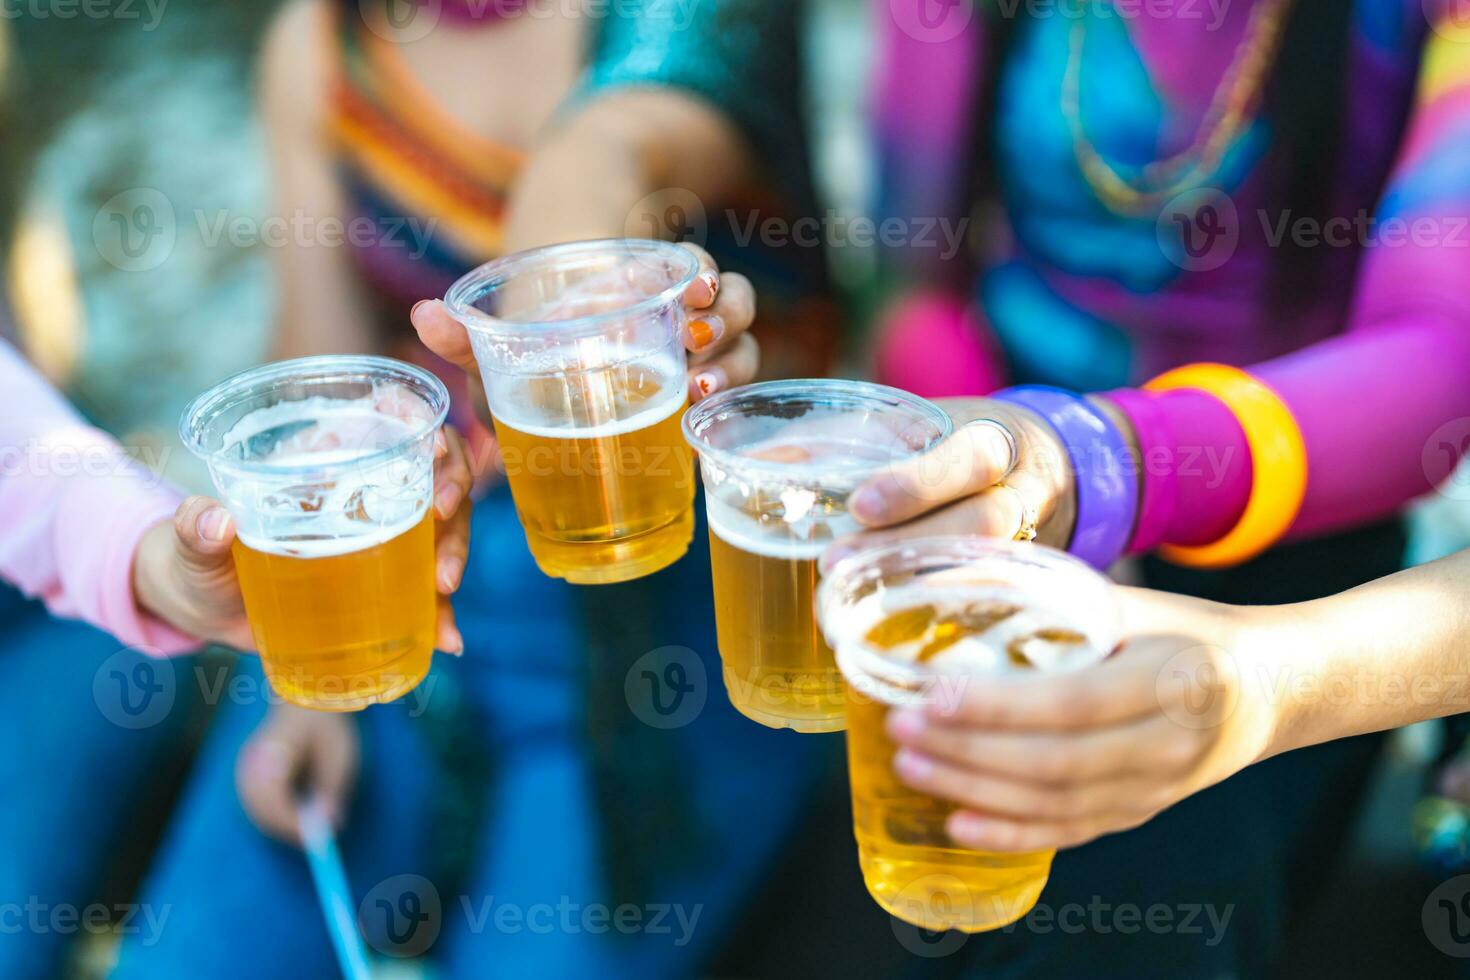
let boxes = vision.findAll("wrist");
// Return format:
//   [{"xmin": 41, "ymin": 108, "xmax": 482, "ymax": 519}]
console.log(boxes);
[
  {"xmin": 1233, "ymin": 599, "xmax": 1329, "ymax": 762},
  {"xmin": 996, "ymin": 402, "xmax": 1077, "ymax": 549}
]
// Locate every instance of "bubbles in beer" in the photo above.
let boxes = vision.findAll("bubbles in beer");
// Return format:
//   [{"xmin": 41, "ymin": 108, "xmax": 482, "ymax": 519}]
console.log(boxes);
[{"xmin": 220, "ymin": 394, "xmax": 433, "ymax": 558}]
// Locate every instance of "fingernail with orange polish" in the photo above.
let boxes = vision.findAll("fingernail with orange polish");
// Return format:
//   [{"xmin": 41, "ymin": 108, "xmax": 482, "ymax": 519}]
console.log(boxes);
[
  {"xmin": 694, "ymin": 372, "xmax": 719, "ymax": 398},
  {"xmin": 689, "ymin": 315, "xmax": 724, "ymax": 350}
]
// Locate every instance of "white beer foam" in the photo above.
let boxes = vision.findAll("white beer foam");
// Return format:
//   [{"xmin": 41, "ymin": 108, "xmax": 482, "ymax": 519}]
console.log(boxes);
[
  {"xmin": 491, "ymin": 380, "xmax": 686, "ymax": 440},
  {"xmin": 704, "ymin": 495, "xmax": 846, "ymax": 562},
  {"xmin": 222, "ymin": 397, "xmax": 432, "ymax": 559},
  {"xmin": 235, "ymin": 500, "xmax": 429, "ymax": 559},
  {"xmin": 485, "ymin": 346, "xmax": 686, "ymax": 440}
]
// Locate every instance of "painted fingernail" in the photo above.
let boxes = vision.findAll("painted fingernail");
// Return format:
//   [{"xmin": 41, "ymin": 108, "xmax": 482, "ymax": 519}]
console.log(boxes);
[
  {"xmin": 894, "ymin": 749, "xmax": 934, "ymax": 782},
  {"xmin": 849, "ymin": 485, "xmax": 885, "ymax": 523},
  {"xmin": 688, "ymin": 315, "xmax": 725, "ymax": 351},
  {"xmin": 699, "ymin": 269, "xmax": 720, "ymax": 300},
  {"xmin": 197, "ymin": 507, "xmax": 230, "ymax": 542},
  {"xmin": 693, "ymin": 372, "xmax": 720, "ymax": 399},
  {"xmin": 887, "ymin": 708, "xmax": 926, "ymax": 741}
]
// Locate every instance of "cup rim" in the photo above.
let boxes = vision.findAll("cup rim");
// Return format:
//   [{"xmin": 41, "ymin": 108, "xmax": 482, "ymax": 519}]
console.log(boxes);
[
  {"xmin": 817, "ymin": 535, "xmax": 1120, "ymax": 695},
  {"xmin": 178, "ymin": 354, "xmax": 450, "ymax": 476},
  {"xmin": 443, "ymin": 238, "xmax": 701, "ymax": 341},
  {"xmin": 681, "ymin": 378, "xmax": 955, "ymax": 484}
]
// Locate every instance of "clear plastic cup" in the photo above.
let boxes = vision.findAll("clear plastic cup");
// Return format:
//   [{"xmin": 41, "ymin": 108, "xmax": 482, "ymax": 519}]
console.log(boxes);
[
  {"xmin": 180, "ymin": 355, "xmax": 449, "ymax": 711},
  {"xmin": 682, "ymin": 379, "xmax": 953, "ymax": 732},
  {"xmin": 816, "ymin": 536, "xmax": 1121, "ymax": 932},
  {"xmin": 446, "ymin": 239, "xmax": 700, "ymax": 585}
]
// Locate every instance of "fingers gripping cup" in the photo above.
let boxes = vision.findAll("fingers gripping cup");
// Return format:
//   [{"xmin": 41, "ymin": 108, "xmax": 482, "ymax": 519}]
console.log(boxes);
[
  {"xmin": 682, "ymin": 380, "xmax": 952, "ymax": 733},
  {"xmin": 446, "ymin": 240, "xmax": 700, "ymax": 585},
  {"xmin": 181, "ymin": 356, "xmax": 449, "ymax": 711},
  {"xmin": 817, "ymin": 537, "xmax": 1120, "ymax": 932}
]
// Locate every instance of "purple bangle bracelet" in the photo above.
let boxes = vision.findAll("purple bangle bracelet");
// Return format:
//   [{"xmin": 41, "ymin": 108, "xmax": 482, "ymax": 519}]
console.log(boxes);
[
  {"xmin": 994, "ymin": 385, "xmax": 1138, "ymax": 569},
  {"xmin": 1103, "ymin": 388, "xmax": 1176, "ymax": 555}
]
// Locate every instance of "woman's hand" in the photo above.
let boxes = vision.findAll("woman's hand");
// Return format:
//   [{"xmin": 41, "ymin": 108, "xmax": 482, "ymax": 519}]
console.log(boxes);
[
  {"xmin": 823, "ymin": 398, "xmax": 1078, "ymax": 567},
  {"xmin": 884, "ymin": 588, "xmax": 1282, "ymax": 852},
  {"xmin": 410, "ymin": 242, "xmax": 760, "ymax": 417},
  {"xmin": 132, "ymin": 425, "xmax": 476, "ymax": 654},
  {"xmin": 236, "ymin": 704, "xmax": 360, "ymax": 845}
]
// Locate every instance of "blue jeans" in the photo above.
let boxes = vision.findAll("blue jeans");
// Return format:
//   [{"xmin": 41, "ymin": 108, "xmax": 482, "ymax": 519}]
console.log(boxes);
[
  {"xmin": 0, "ymin": 586, "xmax": 197, "ymax": 979},
  {"xmin": 113, "ymin": 488, "xmax": 825, "ymax": 978}
]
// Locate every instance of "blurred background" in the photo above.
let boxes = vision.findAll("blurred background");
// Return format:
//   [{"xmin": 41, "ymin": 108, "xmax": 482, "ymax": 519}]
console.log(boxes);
[{"xmin": 3, "ymin": 1, "xmax": 1470, "ymax": 976}]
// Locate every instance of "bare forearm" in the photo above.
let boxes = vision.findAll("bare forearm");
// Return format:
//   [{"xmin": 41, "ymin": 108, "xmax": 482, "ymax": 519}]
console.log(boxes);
[
  {"xmin": 1257, "ymin": 550, "xmax": 1470, "ymax": 758},
  {"xmin": 505, "ymin": 89, "xmax": 754, "ymax": 252}
]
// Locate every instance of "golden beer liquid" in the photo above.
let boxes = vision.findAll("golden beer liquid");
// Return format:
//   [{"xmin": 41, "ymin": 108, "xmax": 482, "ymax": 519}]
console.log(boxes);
[
  {"xmin": 707, "ymin": 527, "xmax": 844, "ymax": 732},
  {"xmin": 232, "ymin": 510, "xmax": 436, "ymax": 711},
  {"xmin": 845, "ymin": 691, "xmax": 1053, "ymax": 933},
  {"xmin": 843, "ymin": 603, "xmax": 1072, "ymax": 933},
  {"xmin": 492, "ymin": 368, "xmax": 695, "ymax": 585}
]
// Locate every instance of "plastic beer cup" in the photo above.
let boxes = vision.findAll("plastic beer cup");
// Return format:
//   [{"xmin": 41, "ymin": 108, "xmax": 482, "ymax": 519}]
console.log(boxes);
[
  {"xmin": 682, "ymin": 379, "xmax": 952, "ymax": 732},
  {"xmin": 181, "ymin": 355, "xmax": 449, "ymax": 710},
  {"xmin": 817, "ymin": 536, "xmax": 1121, "ymax": 932},
  {"xmin": 445, "ymin": 239, "xmax": 700, "ymax": 585}
]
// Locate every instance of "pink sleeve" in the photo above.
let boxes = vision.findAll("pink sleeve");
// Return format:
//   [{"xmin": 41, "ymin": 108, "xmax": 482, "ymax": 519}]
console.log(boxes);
[
  {"xmin": 0, "ymin": 340, "xmax": 199, "ymax": 655},
  {"xmin": 1252, "ymin": 19, "xmax": 1470, "ymax": 540},
  {"xmin": 1111, "ymin": 314, "xmax": 1470, "ymax": 553},
  {"xmin": 1105, "ymin": 387, "xmax": 1253, "ymax": 552},
  {"xmin": 1257, "ymin": 317, "xmax": 1470, "ymax": 539},
  {"xmin": 1112, "ymin": 23, "xmax": 1470, "ymax": 553}
]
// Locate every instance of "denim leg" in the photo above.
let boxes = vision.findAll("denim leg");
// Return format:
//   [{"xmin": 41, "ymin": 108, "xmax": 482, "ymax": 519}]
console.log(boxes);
[
  {"xmin": 437, "ymin": 492, "xmax": 826, "ymax": 977},
  {"xmin": 111, "ymin": 656, "xmax": 446, "ymax": 980},
  {"xmin": 0, "ymin": 588, "xmax": 195, "ymax": 980}
]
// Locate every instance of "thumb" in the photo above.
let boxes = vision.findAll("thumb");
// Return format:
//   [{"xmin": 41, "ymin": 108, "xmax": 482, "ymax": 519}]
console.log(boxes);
[
  {"xmin": 172, "ymin": 495, "xmax": 236, "ymax": 565},
  {"xmin": 411, "ymin": 299, "xmax": 479, "ymax": 372}
]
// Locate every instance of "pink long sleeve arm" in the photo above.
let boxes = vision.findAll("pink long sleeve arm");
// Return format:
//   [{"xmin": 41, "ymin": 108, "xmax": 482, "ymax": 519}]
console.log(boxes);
[
  {"xmin": 0, "ymin": 339, "xmax": 198, "ymax": 654},
  {"xmin": 1254, "ymin": 19, "xmax": 1470, "ymax": 540},
  {"xmin": 1120, "ymin": 24, "xmax": 1470, "ymax": 552}
]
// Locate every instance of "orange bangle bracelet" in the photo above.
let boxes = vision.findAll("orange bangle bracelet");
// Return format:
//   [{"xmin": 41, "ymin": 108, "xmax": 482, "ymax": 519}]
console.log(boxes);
[{"xmin": 1144, "ymin": 363, "xmax": 1307, "ymax": 569}]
